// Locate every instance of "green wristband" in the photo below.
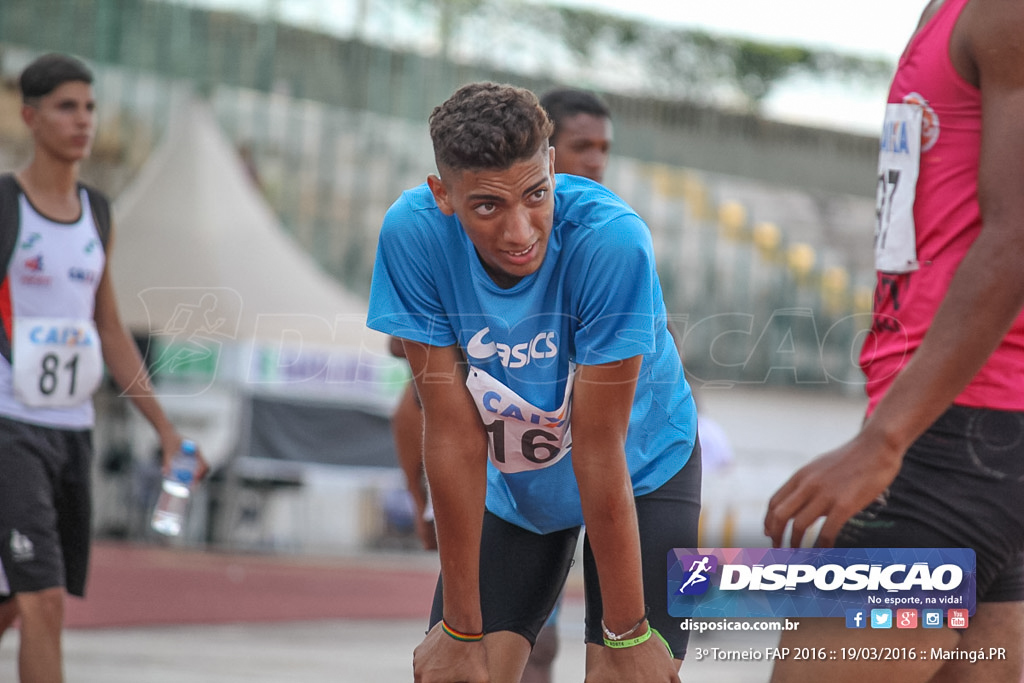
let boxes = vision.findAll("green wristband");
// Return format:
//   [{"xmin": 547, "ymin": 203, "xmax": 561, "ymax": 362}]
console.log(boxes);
[
  {"xmin": 651, "ymin": 628, "xmax": 673, "ymax": 658},
  {"xmin": 602, "ymin": 627, "xmax": 674, "ymax": 658},
  {"xmin": 603, "ymin": 626, "xmax": 653, "ymax": 649}
]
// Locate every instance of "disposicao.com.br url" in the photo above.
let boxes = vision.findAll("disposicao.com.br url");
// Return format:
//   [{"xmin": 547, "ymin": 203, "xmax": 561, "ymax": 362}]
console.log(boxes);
[{"xmin": 679, "ymin": 618, "xmax": 801, "ymax": 634}]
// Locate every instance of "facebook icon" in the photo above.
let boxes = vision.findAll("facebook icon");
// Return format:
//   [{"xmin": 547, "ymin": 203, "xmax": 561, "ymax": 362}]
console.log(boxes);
[{"xmin": 846, "ymin": 609, "xmax": 867, "ymax": 629}]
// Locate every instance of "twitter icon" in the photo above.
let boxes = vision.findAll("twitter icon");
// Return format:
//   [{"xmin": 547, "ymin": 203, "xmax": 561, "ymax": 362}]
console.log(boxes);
[{"xmin": 871, "ymin": 609, "xmax": 893, "ymax": 629}]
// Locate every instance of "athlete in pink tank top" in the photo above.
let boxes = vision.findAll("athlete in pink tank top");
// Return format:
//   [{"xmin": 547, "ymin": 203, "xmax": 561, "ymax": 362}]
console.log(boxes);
[
  {"xmin": 862, "ymin": 0, "xmax": 1024, "ymax": 413},
  {"xmin": 765, "ymin": 0, "xmax": 1024, "ymax": 680}
]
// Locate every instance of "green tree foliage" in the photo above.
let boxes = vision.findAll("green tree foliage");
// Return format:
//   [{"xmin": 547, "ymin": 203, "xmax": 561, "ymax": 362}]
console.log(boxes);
[
  {"xmin": 393, "ymin": 0, "xmax": 893, "ymax": 112},
  {"xmin": 733, "ymin": 42, "xmax": 813, "ymax": 102}
]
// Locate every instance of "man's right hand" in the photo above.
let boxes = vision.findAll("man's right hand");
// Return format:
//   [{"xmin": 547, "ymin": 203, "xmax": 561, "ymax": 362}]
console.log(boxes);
[
  {"xmin": 413, "ymin": 622, "xmax": 489, "ymax": 683},
  {"xmin": 585, "ymin": 631, "xmax": 679, "ymax": 683},
  {"xmin": 764, "ymin": 429, "xmax": 903, "ymax": 549}
]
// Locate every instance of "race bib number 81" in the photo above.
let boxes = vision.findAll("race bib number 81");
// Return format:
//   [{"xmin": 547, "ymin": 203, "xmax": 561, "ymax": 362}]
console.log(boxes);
[{"xmin": 13, "ymin": 317, "xmax": 104, "ymax": 408}]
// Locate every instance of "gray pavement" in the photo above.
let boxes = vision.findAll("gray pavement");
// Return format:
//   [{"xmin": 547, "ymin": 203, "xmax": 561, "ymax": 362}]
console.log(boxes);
[
  {"xmin": 1, "ymin": 386, "xmax": 866, "ymax": 682},
  {"xmin": 2, "ymin": 600, "xmax": 781, "ymax": 682}
]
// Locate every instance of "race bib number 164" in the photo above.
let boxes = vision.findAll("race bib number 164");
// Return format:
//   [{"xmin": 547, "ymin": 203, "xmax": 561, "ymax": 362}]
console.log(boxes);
[{"xmin": 466, "ymin": 366, "xmax": 573, "ymax": 474}]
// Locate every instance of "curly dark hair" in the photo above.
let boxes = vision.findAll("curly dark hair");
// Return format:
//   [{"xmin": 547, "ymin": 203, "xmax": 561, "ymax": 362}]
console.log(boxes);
[
  {"xmin": 19, "ymin": 53, "xmax": 93, "ymax": 103},
  {"xmin": 429, "ymin": 82, "xmax": 553, "ymax": 173}
]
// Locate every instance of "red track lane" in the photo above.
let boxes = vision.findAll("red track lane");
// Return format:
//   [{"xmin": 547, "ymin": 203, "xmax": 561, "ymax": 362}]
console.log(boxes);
[{"xmin": 64, "ymin": 542, "xmax": 440, "ymax": 629}]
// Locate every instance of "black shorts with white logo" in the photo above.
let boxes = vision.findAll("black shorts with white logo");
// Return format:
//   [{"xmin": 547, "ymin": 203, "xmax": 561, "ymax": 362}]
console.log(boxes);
[
  {"xmin": 429, "ymin": 441, "xmax": 702, "ymax": 659},
  {"xmin": 0, "ymin": 415, "xmax": 93, "ymax": 600},
  {"xmin": 837, "ymin": 404, "xmax": 1024, "ymax": 602}
]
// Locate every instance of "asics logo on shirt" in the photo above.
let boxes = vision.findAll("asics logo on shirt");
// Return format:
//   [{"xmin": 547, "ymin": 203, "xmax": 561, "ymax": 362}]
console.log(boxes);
[
  {"xmin": 467, "ymin": 327, "xmax": 558, "ymax": 368},
  {"xmin": 68, "ymin": 267, "xmax": 98, "ymax": 284}
]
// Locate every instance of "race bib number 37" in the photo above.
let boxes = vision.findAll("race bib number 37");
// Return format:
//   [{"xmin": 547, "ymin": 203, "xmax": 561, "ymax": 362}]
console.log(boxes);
[
  {"xmin": 875, "ymin": 103, "xmax": 922, "ymax": 273},
  {"xmin": 13, "ymin": 317, "xmax": 104, "ymax": 408},
  {"xmin": 466, "ymin": 366, "xmax": 574, "ymax": 474}
]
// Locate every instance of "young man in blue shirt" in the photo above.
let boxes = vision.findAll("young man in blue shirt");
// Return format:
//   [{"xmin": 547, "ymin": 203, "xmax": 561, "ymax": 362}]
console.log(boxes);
[{"xmin": 368, "ymin": 82, "xmax": 700, "ymax": 683}]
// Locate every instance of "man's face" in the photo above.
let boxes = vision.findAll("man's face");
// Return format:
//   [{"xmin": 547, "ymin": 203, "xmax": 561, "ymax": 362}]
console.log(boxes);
[
  {"xmin": 23, "ymin": 81, "xmax": 96, "ymax": 163},
  {"xmin": 552, "ymin": 113, "xmax": 612, "ymax": 183},
  {"xmin": 429, "ymin": 146, "xmax": 556, "ymax": 289}
]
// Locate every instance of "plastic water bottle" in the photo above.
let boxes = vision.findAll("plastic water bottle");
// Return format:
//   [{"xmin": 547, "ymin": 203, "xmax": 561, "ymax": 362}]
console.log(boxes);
[{"xmin": 151, "ymin": 439, "xmax": 198, "ymax": 537}]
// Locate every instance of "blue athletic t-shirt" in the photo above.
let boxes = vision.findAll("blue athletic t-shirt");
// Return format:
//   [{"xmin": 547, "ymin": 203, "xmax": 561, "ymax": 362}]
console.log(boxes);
[{"xmin": 368, "ymin": 174, "xmax": 696, "ymax": 534}]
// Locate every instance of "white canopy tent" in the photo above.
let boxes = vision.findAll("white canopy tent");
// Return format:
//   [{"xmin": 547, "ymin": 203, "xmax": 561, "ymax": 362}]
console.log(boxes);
[
  {"xmin": 96, "ymin": 97, "xmax": 407, "ymax": 551},
  {"xmin": 110, "ymin": 96, "xmax": 381, "ymax": 351}
]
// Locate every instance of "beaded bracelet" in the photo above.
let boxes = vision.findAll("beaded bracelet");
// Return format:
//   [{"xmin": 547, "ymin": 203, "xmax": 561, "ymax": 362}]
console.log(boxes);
[{"xmin": 440, "ymin": 619, "xmax": 484, "ymax": 643}]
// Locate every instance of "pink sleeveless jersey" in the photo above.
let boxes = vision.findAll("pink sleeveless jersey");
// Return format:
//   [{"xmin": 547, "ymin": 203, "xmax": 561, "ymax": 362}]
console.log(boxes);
[{"xmin": 861, "ymin": 0, "xmax": 1024, "ymax": 413}]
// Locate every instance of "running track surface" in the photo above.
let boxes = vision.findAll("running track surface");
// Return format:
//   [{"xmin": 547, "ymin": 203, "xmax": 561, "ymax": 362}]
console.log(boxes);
[{"xmin": 65, "ymin": 542, "xmax": 443, "ymax": 629}]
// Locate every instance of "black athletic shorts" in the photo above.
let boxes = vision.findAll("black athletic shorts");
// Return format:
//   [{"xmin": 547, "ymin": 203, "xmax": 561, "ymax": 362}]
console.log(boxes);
[
  {"xmin": 429, "ymin": 440, "xmax": 702, "ymax": 659},
  {"xmin": 0, "ymin": 415, "xmax": 93, "ymax": 600},
  {"xmin": 837, "ymin": 404, "xmax": 1024, "ymax": 602}
]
